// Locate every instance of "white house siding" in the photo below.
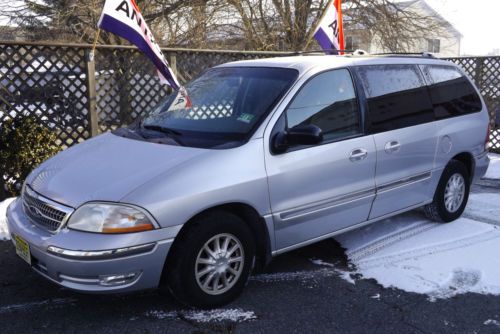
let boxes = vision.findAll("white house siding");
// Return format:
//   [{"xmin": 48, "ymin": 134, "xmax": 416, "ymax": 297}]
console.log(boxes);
[{"xmin": 344, "ymin": 0, "xmax": 461, "ymax": 57}]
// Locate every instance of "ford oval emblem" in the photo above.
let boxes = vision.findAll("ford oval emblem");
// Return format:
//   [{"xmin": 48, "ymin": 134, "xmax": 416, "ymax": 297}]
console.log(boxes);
[{"xmin": 30, "ymin": 206, "xmax": 43, "ymax": 217}]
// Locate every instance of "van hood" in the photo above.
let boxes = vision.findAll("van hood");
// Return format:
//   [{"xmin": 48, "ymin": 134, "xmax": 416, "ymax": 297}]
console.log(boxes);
[{"xmin": 26, "ymin": 133, "xmax": 207, "ymax": 208}]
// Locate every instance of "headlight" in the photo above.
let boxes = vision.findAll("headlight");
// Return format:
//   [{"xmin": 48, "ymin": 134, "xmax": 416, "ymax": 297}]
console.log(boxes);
[{"xmin": 67, "ymin": 203, "xmax": 155, "ymax": 233}]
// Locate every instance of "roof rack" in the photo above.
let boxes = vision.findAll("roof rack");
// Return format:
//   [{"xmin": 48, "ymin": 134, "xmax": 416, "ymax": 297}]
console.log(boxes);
[
  {"xmin": 352, "ymin": 49, "xmax": 369, "ymax": 56},
  {"xmin": 370, "ymin": 52, "xmax": 437, "ymax": 58},
  {"xmin": 291, "ymin": 50, "xmax": 437, "ymax": 59},
  {"xmin": 292, "ymin": 49, "xmax": 356, "ymax": 55}
]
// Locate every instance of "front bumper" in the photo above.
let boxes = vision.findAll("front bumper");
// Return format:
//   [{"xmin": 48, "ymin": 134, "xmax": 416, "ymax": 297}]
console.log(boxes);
[{"xmin": 6, "ymin": 198, "xmax": 180, "ymax": 293}]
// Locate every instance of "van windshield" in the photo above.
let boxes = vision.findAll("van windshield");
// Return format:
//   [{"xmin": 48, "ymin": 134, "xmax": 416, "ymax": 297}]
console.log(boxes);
[{"xmin": 139, "ymin": 67, "xmax": 298, "ymax": 148}]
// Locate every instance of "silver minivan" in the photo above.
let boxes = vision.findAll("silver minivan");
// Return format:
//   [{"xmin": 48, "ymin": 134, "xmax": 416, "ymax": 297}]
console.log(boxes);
[{"xmin": 7, "ymin": 55, "xmax": 490, "ymax": 307}]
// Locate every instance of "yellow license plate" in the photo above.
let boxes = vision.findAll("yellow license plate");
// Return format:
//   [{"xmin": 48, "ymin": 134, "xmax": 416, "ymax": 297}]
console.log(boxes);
[{"xmin": 14, "ymin": 235, "xmax": 31, "ymax": 265}]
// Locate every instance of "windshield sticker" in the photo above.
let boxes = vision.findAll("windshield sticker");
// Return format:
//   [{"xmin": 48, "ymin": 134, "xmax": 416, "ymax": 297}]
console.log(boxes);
[{"xmin": 237, "ymin": 113, "xmax": 255, "ymax": 123}]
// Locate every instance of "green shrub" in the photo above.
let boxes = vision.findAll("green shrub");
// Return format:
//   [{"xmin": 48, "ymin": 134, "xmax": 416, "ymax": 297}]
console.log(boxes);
[{"xmin": 0, "ymin": 116, "xmax": 61, "ymax": 196}]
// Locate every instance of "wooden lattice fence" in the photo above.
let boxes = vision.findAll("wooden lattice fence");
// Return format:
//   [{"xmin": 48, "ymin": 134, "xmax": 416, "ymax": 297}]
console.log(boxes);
[
  {"xmin": 446, "ymin": 56, "xmax": 500, "ymax": 150},
  {"xmin": 0, "ymin": 41, "xmax": 290, "ymax": 146}
]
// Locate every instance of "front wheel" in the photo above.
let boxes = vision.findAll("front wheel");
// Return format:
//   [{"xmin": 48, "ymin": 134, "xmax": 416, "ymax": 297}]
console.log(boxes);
[
  {"xmin": 165, "ymin": 211, "xmax": 255, "ymax": 308},
  {"xmin": 424, "ymin": 160, "xmax": 470, "ymax": 223}
]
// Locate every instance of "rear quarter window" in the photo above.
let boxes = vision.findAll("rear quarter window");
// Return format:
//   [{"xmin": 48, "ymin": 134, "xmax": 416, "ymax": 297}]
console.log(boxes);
[
  {"xmin": 421, "ymin": 65, "xmax": 482, "ymax": 119},
  {"xmin": 356, "ymin": 64, "xmax": 434, "ymax": 133}
]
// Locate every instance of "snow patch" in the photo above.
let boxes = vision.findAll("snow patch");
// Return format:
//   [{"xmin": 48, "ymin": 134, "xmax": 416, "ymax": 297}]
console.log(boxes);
[
  {"xmin": 483, "ymin": 153, "xmax": 500, "ymax": 180},
  {"xmin": 309, "ymin": 258, "xmax": 336, "ymax": 268},
  {"xmin": 337, "ymin": 270, "xmax": 357, "ymax": 284},
  {"xmin": 145, "ymin": 310, "xmax": 177, "ymax": 320},
  {"xmin": 484, "ymin": 319, "xmax": 500, "ymax": 327},
  {"xmin": 0, "ymin": 198, "xmax": 16, "ymax": 240},
  {"xmin": 183, "ymin": 309, "xmax": 257, "ymax": 323},
  {"xmin": 252, "ymin": 266, "xmax": 357, "ymax": 287},
  {"xmin": 0, "ymin": 298, "xmax": 77, "ymax": 314},
  {"xmin": 335, "ymin": 199, "xmax": 500, "ymax": 300},
  {"xmin": 146, "ymin": 308, "xmax": 257, "ymax": 323},
  {"xmin": 251, "ymin": 268, "xmax": 333, "ymax": 283},
  {"xmin": 465, "ymin": 193, "xmax": 500, "ymax": 225},
  {"xmin": 309, "ymin": 258, "xmax": 356, "ymax": 284}
]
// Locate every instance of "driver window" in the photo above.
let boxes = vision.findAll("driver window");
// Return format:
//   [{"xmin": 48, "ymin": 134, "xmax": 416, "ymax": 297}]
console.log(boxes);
[{"xmin": 286, "ymin": 69, "xmax": 361, "ymax": 142}]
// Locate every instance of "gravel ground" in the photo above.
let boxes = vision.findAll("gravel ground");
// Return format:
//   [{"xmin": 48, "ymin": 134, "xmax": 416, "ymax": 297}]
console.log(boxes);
[{"xmin": 0, "ymin": 181, "xmax": 499, "ymax": 334}]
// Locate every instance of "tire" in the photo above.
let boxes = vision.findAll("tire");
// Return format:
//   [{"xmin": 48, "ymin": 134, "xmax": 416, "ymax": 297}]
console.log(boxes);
[
  {"xmin": 424, "ymin": 160, "xmax": 470, "ymax": 223},
  {"xmin": 165, "ymin": 211, "xmax": 255, "ymax": 308}
]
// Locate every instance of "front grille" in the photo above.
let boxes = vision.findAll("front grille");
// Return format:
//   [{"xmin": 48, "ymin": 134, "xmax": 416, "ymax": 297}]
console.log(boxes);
[{"xmin": 22, "ymin": 186, "xmax": 71, "ymax": 232}]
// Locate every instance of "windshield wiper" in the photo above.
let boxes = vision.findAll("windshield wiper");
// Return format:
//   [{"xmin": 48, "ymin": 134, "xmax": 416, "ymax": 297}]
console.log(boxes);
[
  {"xmin": 142, "ymin": 124, "xmax": 184, "ymax": 145},
  {"xmin": 142, "ymin": 124, "xmax": 183, "ymax": 136}
]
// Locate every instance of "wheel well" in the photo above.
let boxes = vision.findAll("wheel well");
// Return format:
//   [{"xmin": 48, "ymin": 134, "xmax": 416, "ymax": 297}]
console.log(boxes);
[
  {"xmin": 451, "ymin": 152, "xmax": 474, "ymax": 180},
  {"xmin": 166, "ymin": 203, "xmax": 272, "ymax": 272}
]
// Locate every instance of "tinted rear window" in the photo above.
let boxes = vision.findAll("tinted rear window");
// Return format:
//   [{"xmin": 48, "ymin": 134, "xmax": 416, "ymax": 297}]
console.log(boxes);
[
  {"xmin": 357, "ymin": 64, "xmax": 434, "ymax": 133},
  {"xmin": 421, "ymin": 65, "xmax": 482, "ymax": 119}
]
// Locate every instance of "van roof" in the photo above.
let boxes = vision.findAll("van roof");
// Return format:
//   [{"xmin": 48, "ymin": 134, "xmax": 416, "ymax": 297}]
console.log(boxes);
[{"xmin": 218, "ymin": 55, "xmax": 454, "ymax": 74}]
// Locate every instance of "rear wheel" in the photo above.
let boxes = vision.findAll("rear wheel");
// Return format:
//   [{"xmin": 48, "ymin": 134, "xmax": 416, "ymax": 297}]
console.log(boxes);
[
  {"xmin": 165, "ymin": 211, "xmax": 255, "ymax": 308},
  {"xmin": 424, "ymin": 160, "xmax": 470, "ymax": 223}
]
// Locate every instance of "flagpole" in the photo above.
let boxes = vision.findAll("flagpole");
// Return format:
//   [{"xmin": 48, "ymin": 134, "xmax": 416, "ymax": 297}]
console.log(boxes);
[
  {"xmin": 304, "ymin": 0, "xmax": 335, "ymax": 51},
  {"xmin": 90, "ymin": 0, "xmax": 101, "ymax": 61},
  {"xmin": 90, "ymin": 29, "xmax": 101, "ymax": 59}
]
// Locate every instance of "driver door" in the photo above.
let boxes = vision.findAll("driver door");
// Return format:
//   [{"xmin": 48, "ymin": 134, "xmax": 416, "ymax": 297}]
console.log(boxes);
[{"xmin": 264, "ymin": 69, "xmax": 377, "ymax": 251}]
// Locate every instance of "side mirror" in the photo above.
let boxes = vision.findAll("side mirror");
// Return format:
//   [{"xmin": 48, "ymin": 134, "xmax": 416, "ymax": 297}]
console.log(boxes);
[{"xmin": 272, "ymin": 124, "xmax": 323, "ymax": 153}]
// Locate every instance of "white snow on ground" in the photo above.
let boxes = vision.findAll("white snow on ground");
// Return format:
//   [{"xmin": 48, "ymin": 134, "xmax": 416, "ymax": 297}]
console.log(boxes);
[
  {"xmin": 465, "ymin": 193, "xmax": 500, "ymax": 225},
  {"xmin": 335, "ymin": 193, "xmax": 500, "ymax": 301},
  {"xmin": 145, "ymin": 308, "xmax": 257, "ymax": 323},
  {"xmin": 0, "ymin": 198, "xmax": 16, "ymax": 240},
  {"xmin": 309, "ymin": 258, "xmax": 336, "ymax": 268},
  {"xmin": 0, "ymin": 298, "xmax": 77, "ymax": 314},
  {"xmin": 251, "ymin": 268, "xmax": 334, "ymax": 283},
  {"xmin": 484, "ymin": 153, "xmax": 500, "ymax": 179},
  {"xmin": 484, "ymin": 319, "xmax": 500, "ymax": 328},
  {"xmin": 144, "ymin": 310, "xmax": 177, "ymax": 320},
  {"xmin": 308, "ymin": 258, "xmax": 356, "ymax": 284},
  {"xmin": 252, "ymin": 265, "xmax": 357, "ymax": 285}
]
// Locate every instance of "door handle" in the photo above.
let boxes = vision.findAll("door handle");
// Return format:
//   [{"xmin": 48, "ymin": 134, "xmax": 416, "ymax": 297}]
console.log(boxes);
[
  {"xmin": 349, "ymin": 148, "xmax": 368, "ymax": 162},
  {"xmin": 384, "ymin": 141, "xmax": 401, "ymax": 154}
]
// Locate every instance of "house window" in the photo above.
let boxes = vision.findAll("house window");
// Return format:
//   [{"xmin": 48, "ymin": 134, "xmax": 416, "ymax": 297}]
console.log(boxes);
[
  {"xmin": 345, "ymin": 36, "xmax": 359, "ymax": 51},
  {"xmin": 427, "ymin": 39, "xmax": 441, "ymax": 53}
]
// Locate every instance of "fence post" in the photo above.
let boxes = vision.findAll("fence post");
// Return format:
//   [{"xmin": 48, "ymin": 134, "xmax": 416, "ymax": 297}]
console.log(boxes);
[
  {"xmin": 168, "ymin": 53, "xmax": 177, "ymax": 76},
  {"xmin": 167, "ymin": 53, "xmax": 178, "ymax": 95},
  {"xmin": 85, "ymin": 49, "xmax": 99, "ymax": 137},
  {"xmin": 474, "ymin": 57, "xmax": 484, "ymax": 88}
]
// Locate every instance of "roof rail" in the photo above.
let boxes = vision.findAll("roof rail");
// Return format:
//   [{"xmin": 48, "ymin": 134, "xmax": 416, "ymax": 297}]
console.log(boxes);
[
  {"xmin": 292, "ymin": 49, "xmax": 356, "ymax": 55},
  {"xmin": 352, "ymin": 49, "xmax": 369, "ymax": 56},
  {"xmin": 291, "ymin": 50, "xmax": 436, "ymax": 59},
  {"xmin": 371, "ymin": 52, "xmax": 437, "ymax": 58}
]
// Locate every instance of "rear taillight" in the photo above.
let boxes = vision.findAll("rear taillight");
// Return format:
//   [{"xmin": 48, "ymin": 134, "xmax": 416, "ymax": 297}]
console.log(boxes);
[{"xmin": 485, "ymin": 123, "xmax": 491, "ymax": 151}]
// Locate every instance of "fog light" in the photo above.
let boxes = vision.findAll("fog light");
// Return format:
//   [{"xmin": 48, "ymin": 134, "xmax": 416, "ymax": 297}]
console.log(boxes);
[{"xmin": 99, "ymin": 271, "xmax": 141, "ymax": 286}]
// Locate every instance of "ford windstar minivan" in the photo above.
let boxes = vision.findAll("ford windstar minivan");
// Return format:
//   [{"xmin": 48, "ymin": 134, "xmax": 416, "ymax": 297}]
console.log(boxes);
[{"xmin": 7, "ymin": 54, "xmax": 490, "ymax": 308}]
